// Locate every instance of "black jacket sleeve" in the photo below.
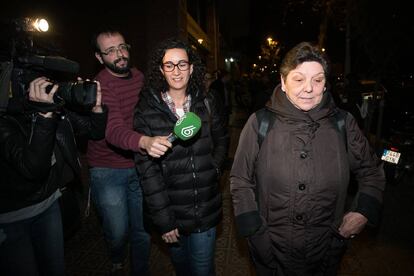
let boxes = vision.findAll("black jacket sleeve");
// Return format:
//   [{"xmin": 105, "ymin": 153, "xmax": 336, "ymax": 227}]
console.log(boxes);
[
  {"xmin": 66, "ymin": 105, "xmax": 108, "ymax": 140},
  {"xmin": 347, "ymin": 113, "xmax": 385, "ymax": 226}
]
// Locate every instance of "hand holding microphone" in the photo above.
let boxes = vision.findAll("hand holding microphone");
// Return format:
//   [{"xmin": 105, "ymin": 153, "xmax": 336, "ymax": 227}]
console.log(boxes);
[
  {"xmin": 139, "ymin": 112, "xmax": 201, "ymax": 158},
  {"xmin": 139, "ymin": 135, "xmax": 172, "ymax": 158},
  {"xmin": 167, "ymin": 112, "xmax": 202, "ymax": 143}
]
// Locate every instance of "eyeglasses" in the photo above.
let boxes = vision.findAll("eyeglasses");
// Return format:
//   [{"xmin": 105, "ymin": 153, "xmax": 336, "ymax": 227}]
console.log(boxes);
[
  {"xmin": 100, "ymin": 43, "xmax": 131, "ymax": 56},
  {"xmin": 161, "ymin": 61, "xmax": 190, "ymax": 72}
]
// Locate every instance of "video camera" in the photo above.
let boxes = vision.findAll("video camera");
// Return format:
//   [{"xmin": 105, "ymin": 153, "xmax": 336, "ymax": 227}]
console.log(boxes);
[{"xmin": 0, "ymin": 17, "xmax": 97, "ymax": 112}]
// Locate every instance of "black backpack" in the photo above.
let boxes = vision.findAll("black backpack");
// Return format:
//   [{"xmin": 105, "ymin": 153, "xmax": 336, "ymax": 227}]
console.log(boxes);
[{"xmin": 255, "ymin": 108, "xmax": 348, "ymax": 150}]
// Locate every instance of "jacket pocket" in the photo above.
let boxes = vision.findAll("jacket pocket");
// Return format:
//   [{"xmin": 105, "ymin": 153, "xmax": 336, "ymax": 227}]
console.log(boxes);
[
  {"xmin": 320, "ymin": 228, "xmax": 349, "ymax": 275},
  {"xmin": 247, "ymin": 223, "xmax": 277, "ymax": 269}
]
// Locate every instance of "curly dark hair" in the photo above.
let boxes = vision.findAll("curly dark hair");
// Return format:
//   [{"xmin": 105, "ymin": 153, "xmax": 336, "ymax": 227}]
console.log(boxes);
[{"xmin": 143, "ymin": 37, "xmax": 206, "ymax": 97}]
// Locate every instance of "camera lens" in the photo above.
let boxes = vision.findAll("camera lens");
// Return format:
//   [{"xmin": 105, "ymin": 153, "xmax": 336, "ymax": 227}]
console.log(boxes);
[{"xmin": 54, "ymin": 80, "xmax": 97, "ymax": 109}]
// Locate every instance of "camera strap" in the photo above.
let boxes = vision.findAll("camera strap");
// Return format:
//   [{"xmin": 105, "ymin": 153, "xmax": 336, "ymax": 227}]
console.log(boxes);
[{"xmin": 24, "ymin": 98, "xmax": 65, "ymax": 113}]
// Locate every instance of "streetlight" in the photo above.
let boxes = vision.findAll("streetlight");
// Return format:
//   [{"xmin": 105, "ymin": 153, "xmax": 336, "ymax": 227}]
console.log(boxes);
[
  {"xmin": 266, "ymin": 36, "xmax": 278, "ymax": 47},
  {"xmin": 267, "ymin": 37, "xmax": 273, "ymax": 46}
]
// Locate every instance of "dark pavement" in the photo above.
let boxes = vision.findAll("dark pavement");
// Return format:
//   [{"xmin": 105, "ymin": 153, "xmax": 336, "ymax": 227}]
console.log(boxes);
[{"xmin": 64, "ymin": 105, "xmax": 414, "ymax": 276}]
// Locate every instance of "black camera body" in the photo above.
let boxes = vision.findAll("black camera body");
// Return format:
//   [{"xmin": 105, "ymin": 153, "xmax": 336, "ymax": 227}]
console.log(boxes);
[
  {"xmin": 9, "ymin": 62, "xmax": 97, "ymax": 111},
  {"xmin": 54, "ymin": 80, "xmax": 97, "ymax": 109},
  {"xmin": 0, "ymin": 18, "xmax": 97, "ymax": 112}
]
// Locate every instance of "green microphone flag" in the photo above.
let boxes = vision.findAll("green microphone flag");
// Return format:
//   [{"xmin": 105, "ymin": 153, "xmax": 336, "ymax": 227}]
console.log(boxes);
[{"xmin": 167, "ymin": 112, "xmax": 202, "ymax": 143}]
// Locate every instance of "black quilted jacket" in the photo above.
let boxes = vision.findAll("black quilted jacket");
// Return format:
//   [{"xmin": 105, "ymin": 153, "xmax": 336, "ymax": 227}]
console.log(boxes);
[{"xmin": 134, "ymin": 88, "xmax": 229, "ymax": 234}]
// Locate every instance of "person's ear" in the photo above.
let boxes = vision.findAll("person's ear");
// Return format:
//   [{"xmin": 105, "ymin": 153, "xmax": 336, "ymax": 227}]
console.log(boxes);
[
  {"xmin": 95, "ymin": 52, "xmax": 104, "ymax": 64},
  {"xmin": 190, "ymin": 64, "xmax": 194, "ymax": 75},
  {"xmin": 280, "ymin": 76, "xmax": 286, "ymax": 92}
]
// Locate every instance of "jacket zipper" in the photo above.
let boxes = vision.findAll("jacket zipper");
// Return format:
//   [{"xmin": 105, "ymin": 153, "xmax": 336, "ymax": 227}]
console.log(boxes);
[
  {"xmin": 29, "ymin": 113, "xmax": 37, "ymax": 144},
  {"xmin": 64, "ymin": 114, "xmax": 82, "ymax": 168}
]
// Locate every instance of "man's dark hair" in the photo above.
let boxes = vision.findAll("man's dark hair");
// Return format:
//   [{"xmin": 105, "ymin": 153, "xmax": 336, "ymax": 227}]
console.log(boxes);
[{"xmin": 91, "ymin": 25, "xmax": 124, "ymax": 54}]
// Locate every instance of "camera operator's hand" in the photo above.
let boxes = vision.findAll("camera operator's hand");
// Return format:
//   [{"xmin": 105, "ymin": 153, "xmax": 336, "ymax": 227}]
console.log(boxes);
[
  {"xmin": 29, "ymin": 77, "xmax": 58, "ymax": 103},
  {"xmin": 91, "ymin": 80, "xmax": 103, "ymax": 113},
  {"xmin": 76, "ymin": 77, "xmax": 103, "ymax": 113},
  {"xmin": 29, "ymin": 77, "xmax": 58, "ymax": 118}
]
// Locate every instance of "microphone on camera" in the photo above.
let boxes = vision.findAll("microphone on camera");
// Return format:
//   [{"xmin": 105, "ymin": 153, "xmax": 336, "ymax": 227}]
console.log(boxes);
[
  {"xmin": 18, "ymin": 55, "xmax": 80, "ymax": 73},
  {"xmin": 167, "ymin": 112, "xmax": 202, "ymax": 143}
]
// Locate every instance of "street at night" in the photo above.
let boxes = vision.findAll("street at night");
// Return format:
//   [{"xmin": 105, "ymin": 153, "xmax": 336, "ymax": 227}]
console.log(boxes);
[{"xmin": 1, "ymin": 1, "xmax": 413, "ymax": 275}]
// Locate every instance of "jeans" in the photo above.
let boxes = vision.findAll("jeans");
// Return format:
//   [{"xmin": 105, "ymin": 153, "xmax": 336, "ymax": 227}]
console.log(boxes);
[
  {"xmin": 169, "ymin": 227, "xmax": 216, "ymax": 276},
  {"xmin": 90, "ymin": 167, "xmax": 151, "ymax": 275},
  {"xmin": 0, "ymin": 201, "xmax": 64, "ymax": 276}
]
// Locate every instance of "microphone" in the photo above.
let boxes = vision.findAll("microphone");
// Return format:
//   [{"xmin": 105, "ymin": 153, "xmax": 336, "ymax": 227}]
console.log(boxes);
[
  {"xmin": 18, "ymin": 55, "xmax": 80, "ymax": 73},
  {"xmin": 167, "ymin": 112, "xmax": 202, "ymax": 143}
]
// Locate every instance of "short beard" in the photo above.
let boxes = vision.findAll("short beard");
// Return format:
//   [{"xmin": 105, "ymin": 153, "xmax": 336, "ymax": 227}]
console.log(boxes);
[{"xmin": 104, "ymin": 57, "xmax": 130, "ymax": 75}]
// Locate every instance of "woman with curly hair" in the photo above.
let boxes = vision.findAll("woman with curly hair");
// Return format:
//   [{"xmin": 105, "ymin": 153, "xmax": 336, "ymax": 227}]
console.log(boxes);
[{"xmin": 133, "ymin": 37, "xmax": 228, "ymax": 275}]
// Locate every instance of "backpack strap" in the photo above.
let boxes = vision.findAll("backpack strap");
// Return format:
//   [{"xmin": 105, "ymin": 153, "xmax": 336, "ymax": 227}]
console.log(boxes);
[
  {"xmin": 253, "ymin": 108, "xmax": 275, "ymax": 212},
  {"xmin": 255, "ymin": 108, "xmax": 276, "ymax": 148}
]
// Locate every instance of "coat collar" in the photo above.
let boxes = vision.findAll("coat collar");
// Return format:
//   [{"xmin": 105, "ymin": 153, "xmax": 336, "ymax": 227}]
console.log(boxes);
[{"xmin": 266, "ymin": 84, "xmax": 337, "ymax": 123}]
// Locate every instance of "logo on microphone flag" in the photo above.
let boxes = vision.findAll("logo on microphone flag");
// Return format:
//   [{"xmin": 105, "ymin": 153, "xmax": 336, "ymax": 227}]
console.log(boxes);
[
  {"xmin": 176, "ymin": 115, "xmax": 186, "ymax": 126},
  {"xmin": 173, "ymin": 112, "xmax": 202, "ymax": 141},
  {"xmin": 181, "ymin": 125, "xmax": 197, "ymax": 138}
]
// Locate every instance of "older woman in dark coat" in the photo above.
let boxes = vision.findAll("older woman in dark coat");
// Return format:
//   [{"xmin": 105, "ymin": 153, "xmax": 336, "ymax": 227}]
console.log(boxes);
[{"xmin": 230, "ymin": 42, "xmax": 385, "ymax": 276}]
